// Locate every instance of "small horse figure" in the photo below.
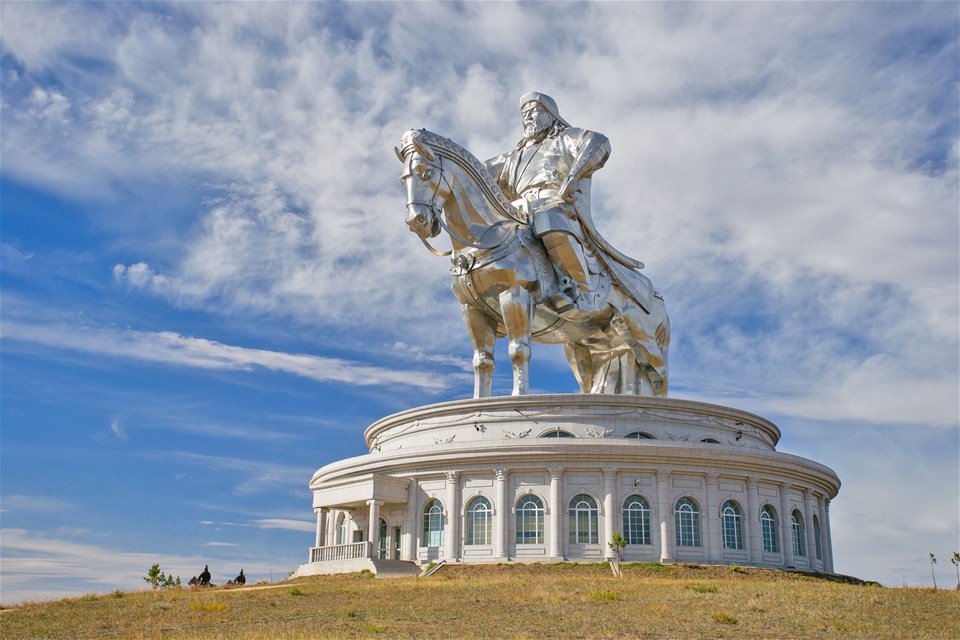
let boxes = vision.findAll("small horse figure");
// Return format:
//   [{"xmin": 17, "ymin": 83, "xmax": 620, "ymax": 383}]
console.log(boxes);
[
  {"xmin": 398, "ymin": 129, "xmax": 669, "ymax": 397},
  {"xmin": 230, "ymin": 569, "xmax": 245, "ymax": 586},
  {"xmin": 198, "ymin": 564, "xmax": 211, "ymax": 586}
]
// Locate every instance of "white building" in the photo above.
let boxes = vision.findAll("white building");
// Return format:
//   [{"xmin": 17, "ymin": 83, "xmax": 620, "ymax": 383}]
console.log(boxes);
[{"xmin": 295, "ymin": 394, "xmax": 838, "ymax": 576}]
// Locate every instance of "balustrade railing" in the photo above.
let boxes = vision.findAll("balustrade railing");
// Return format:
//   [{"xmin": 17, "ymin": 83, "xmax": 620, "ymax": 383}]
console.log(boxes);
[{"xmin": 310, "ymin": 541, "xmax": 372, "ymax": 563}]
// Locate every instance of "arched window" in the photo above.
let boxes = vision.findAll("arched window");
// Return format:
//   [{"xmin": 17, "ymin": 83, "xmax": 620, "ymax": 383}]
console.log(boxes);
[
  {"xmin": 675, "ymin": 497, "xmax": 701, "ymax": 547},
  {"xmin": 625, "ymin": 432, "xmax": 655, "ymax": 440},
  {"xmin": 422, "ymin": 499, "xmax": 444, "ymax": 548},
  {"xmin": 813, "ymin": 515, "xmax": 823, "ymax": 560},
  {"xmin": 465, "ymin": 496, "xmax": 492, "ymax": 545},
  {"xmin": 542, "ymin": 430, "xmax": 575, "ymax": 438},
  {"xmin": 761, "ymin": 505, "xmax": 779, "ymax": 553},
  {"xmin": 516, "ymin": 495, "xmax": 545, "ymax": 544},
  {"xmin": 791, "ymin": 510, "xmax": 805, "ymax": 557},
  {"xmin": 378, "ymin": 518, "xmax": 388, "ymax": 559},
  {"xmin": 700, "ymin": 438, "xmax": 720, "ymax": 444},
  {"xmin": 568, "ymin": 494, "xmax": 599, "ymax": 544},
  {"xmin": 335, "ymin": 512, "xmax": 347, "ymax": 545},
  {"xmin": 623, "ymin": 495, "xmax": 651, "ymax": 545},
  {"xmin": 721, "ymin": 500, "xmax": 743, "ymax": 550}
]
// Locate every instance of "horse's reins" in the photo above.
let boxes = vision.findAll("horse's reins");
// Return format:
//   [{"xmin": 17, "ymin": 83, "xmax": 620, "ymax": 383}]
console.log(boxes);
[{"xmin": 409, "ymin": 152, "xmax": 510, "ymax": 256}]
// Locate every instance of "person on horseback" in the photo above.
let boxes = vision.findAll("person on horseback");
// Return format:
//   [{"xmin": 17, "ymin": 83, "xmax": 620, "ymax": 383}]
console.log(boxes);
[{"xmin": 485, "ymin": 92, "xmax": 640, "ymax": 313}]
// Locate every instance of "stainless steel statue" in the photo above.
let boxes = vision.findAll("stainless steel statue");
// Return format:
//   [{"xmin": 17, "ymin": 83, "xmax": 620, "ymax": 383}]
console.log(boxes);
[{"xmin": 398, "ymin": 92, "xmax": 669, "ymax": 398}]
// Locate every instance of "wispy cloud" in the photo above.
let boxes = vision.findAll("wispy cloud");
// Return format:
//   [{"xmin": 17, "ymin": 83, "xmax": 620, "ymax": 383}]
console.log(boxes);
[
  {"xmin": 1, "ymin": 317, "xmax": 452, "ymax": 392},
  {"xmin": 0, "ymin": 528, "xmax": 295, "ymax": 605}
]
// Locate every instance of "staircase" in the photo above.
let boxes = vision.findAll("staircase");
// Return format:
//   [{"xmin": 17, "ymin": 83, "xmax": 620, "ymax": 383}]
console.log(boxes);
[{"xmin": 370, "ymin": 558, "xmax": 421, "ymax": 578}]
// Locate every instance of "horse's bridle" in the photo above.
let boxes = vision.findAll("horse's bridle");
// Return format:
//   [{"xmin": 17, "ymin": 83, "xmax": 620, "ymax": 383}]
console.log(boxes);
[{"xmin": 406, "ymin": 150, "xmax": 507, "ymax": 256}]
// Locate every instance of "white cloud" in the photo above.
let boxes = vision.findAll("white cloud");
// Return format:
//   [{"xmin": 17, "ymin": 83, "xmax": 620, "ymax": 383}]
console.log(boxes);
[
  {"xmin": 254, "ymin": 519, "xmax": 315, "ymax": 533},
  {"xmin": 0, "ymin": 495, "xmax": 76, "ymax": 513},
  {"xmin": 0, "ymin": 528, "xmax": 296, "ymax": 605},
  {"xmin": 1, "ymin": 317, "xmax": 454, "ymax": 392}
]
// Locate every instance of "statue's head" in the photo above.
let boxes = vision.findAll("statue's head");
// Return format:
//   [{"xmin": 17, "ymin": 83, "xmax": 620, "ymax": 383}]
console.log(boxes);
[{"xmin": 519, "ymin": 91, "xmax": 569, "ymax": 139}]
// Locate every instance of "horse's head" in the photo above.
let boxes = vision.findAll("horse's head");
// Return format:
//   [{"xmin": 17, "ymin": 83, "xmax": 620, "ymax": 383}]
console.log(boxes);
[{"xmin": 397, "ymin": 130, "xmax": 445, "ymax": 240}]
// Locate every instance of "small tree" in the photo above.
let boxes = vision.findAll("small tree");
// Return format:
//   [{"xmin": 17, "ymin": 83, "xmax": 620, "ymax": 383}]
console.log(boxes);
[
  {"xmin": 950, "ymin": 551, "xmax": 959, "ymax": 590},
  {"xmin": 608, "ymin": 530, "xmax": 627, "ymax": 578},
  {"xmin": 144, "ymin": 563, "xmax": 182, "ymax": 589},
  {"xmin": 928, "ymin": 553, "xmax": 937, "ymax": 589}
]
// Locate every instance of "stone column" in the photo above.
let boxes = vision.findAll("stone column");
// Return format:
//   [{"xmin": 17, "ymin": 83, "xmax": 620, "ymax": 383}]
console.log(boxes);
[
  {"xmin": 445, "ymin": 471, "xmax": 460, "ymax": 562},
  {"xmin": 548, "ymin": 466, "xmax": 564, "ymax": 560},
  {"xmin": 779, "ymin": 484, "xmax": 794, "ymax": 568},
  {"xmin": 817, "ymin": 495, "xmax": 829, "ymax": 571},
  {"xmin": 746, "ymin": 478, "xmax": 761, "ymax": 564},
  {"xmin": 656, "ymin": 468, "xmax": 673, "ymax": 563},
  {"xmin": 326, "ymin": 510, "xmax": 337, "ymax": 545},
  {"xmin": 367, "ymin": 500, "xmax": 383, "ymax": 559},
  {"xmin": 494, "ymin": 468, "xmax": 508, "ymax": 561},
  {"xmin": 603, "ymin": 467, "xmax": 617, "ymax": 559},
  {"xmin": 314, "ymin": 507, "xmax": 326, "ymax": 548},
  {"xmin": 704, "ymin": 473, "xmax": 721, "ymax": 562},
  {"xmin": 824, "ymin": 498, "xmax": 835, "ymax": 573},
  {"xmin": 802, "ymin": 489, "xmax": 817, "ymax": 568},
  {"xmin": 402, "ymin": 478, "xmax": 418, "ymax": 561}
]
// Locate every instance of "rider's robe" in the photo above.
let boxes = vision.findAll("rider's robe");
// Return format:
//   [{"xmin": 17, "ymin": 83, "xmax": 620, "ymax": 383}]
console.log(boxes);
[{"xmin": 485, "ymin": 127, "xmax": 658, "ymax": 314}]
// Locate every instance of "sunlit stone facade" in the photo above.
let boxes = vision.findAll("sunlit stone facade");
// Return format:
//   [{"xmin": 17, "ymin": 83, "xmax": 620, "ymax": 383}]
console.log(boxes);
[{"xmin": 296, "ymin": 395, "xmax": 838, "ymax": 576}]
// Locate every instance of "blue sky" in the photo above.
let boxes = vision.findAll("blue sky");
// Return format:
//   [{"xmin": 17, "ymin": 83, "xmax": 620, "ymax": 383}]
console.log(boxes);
[{"xmin": 1, "ymin": 2, "xmax": 957, "ymax": 603}]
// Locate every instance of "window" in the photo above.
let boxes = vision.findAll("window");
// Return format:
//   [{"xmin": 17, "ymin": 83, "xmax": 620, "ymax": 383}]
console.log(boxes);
[
  {"xmin": 675, "ymin": 497, "xmax": 701, "ymax": 547},
  {"xmin": 568, "ymin": 494, "xmax": 599, "ymax": 544},
  {"xmin": 791, "ymin": 510, "xmax": 805, "ymax": 557},
  {"xmin": 516, "ymin": 495, "xmax": 545, "ymax": 544},
  {"xmin": 335, "ymin": 512, "xmax": 347, "ymax": 545},
  {"xmin": 813, "ymin": 515, "xmax": 823, "ymax": 560},
  {"xmin": 625, "ymin": 432, "xmax": 655, "ymax": 439},
  {"xmin": 422, "ymin": 499, "xmax": 444, "ymax": 547},
  {"xmin": 721, "ymin": 500, "xmax": 744, "ymax": 550},
  {"xmin": 761, "ymin": 505, "xmax": 779, "ymax": 553},
  {"xmin": 542, "ymin": 430, "xmax": 575, "ymax": 438},
  {"xmin": 623, "ymin": 495, "xmax": 651, "ymax": 545},
  {"xmin": 465, "ymin": 496, "xmax": 492, "ymax": 545},
  {"xmin": 700, "ymin": 438, "xmax": 719, "ymax": 444}
]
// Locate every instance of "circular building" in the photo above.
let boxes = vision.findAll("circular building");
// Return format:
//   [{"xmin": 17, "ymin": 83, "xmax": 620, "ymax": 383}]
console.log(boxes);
[{"xmin": 296, "ymin": 394, "xmax": 838, "ymax": 576}]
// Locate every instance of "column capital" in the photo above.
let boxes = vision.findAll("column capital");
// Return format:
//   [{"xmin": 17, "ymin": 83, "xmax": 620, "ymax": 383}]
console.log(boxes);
[
  {"xmin": 602, "ymin": 466, "xmax": 618, "ymax": 480},
  {"xmin": 746, "ymin": 476, "xmax": 759, "ymax": 489},
  {"xmin": 656, "ymin": 468, "xmax": 671, "ymax": 481},
  {"xmin": 705, "ymin": 471, "xmax": 719, "ymax": 484},
  {"xmin": 314, "ymin": 506, "xmax": 326, "ymax": 513},
  {"xmin": 548, "ymin": 466, "xmax": 564, "ymax": 479},
  {"xmin": 494, "ymin": 468, "xmax": 508, "ymax": 481},
  {"xmin": 366, "ymin": 499, "xmax": 384, "ymax": 507},
  {"xmin": 445, "ymin": 470, "xmax": 460, "ymax": 481}
]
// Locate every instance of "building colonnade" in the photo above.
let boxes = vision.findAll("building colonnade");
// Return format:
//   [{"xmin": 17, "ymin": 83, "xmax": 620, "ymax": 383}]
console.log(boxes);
[{"xmin": 312, "ymin": 466, "xmax": 834, "ymax": 573}]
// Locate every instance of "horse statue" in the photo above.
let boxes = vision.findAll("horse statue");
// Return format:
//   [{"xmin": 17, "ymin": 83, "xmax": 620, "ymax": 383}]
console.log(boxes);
[{"xmin": 397, "ymin": 129, "xmax": 669, "ymax": 398}]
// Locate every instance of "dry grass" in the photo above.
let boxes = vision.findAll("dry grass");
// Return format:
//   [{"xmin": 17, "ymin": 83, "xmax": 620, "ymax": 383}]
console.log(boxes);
[{"xmin": 2, "ymin": 563, "xmax": 958, "ymax": 639}]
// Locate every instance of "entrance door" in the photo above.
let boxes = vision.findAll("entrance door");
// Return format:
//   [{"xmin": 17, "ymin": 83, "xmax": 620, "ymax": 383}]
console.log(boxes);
[{"xmin": 378, "ymin": 518, "xmax": 388, "ymax": 559}]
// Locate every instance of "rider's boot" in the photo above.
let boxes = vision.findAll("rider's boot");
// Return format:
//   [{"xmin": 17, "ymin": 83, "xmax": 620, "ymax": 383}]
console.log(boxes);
[{"xmin": 542, "ymin": 232, "xmax": 590, "ymax": 313}]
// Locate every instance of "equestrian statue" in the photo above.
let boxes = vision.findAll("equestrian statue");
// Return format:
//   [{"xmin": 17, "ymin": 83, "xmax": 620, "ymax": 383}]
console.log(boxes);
[{"xmin": 398, "ymin": 92, "xmax": 669, "ymax": 398}]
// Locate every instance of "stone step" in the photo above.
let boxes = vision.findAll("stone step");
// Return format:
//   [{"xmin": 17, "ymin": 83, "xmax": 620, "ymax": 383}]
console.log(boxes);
[{"xmin": 370, "ymin": 558, "xmax": 421, "ymax": 578}]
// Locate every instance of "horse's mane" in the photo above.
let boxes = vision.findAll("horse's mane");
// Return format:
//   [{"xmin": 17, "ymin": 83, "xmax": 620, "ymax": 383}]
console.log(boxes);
[{"xmin": 402, "ymin": 129, "xmax": 526, "ymax": 224}]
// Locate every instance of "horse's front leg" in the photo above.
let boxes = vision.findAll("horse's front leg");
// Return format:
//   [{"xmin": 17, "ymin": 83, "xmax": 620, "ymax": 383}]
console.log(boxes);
[
  {"xmin": 499, "ymin": 285, "xmax": 533, "ymax": 395},
  {"xmin": 461, "ymin": 303, "xmax": 498, "ymax": 398}
]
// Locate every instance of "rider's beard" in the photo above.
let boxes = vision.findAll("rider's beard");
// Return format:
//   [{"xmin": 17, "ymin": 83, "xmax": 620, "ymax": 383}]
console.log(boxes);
[{"xmin": 523, "ymin": 122, "xmax": 551, "ymax": 144}]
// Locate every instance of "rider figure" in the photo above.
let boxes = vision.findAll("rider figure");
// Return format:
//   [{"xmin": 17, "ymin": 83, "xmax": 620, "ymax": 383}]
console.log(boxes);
[{"xmin": 485, "ymin": 92, "xmax": 612, "ymax": 312}]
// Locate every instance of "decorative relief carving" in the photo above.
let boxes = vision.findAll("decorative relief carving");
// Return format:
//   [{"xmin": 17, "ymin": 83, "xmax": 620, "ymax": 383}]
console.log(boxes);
[
  {"xmin": 503, "ymin": 428, "xmax": 531, "ymax": 439},
  {"xmin": 586, "ymin": 428, "xmax": 614, "ymax": 438},
  {"xmin": 434, "ymin": 435, "xmax": 456, "ymax": 445}
]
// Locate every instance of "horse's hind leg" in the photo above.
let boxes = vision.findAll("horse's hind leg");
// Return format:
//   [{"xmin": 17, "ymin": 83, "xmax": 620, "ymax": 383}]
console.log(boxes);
[
  {"xmin": 462, "ymin": 304, "xmax": 498, "ymax": 398},
  {"xmin": 499, "ymin": 285, "xmax": 533, "ymax": 396}
]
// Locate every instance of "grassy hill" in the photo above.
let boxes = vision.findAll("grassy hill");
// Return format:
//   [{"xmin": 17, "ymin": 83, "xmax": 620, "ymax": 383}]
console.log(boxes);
[{"xmin": 2, "ymin": 563, "xmax": 957, "ymax": 639}]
